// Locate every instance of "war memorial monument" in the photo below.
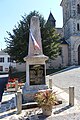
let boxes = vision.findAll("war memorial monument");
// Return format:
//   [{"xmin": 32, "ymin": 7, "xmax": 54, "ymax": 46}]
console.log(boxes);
[{"xmin": 22, "ymin": 16, "xmax": 48, "ymax": 103}]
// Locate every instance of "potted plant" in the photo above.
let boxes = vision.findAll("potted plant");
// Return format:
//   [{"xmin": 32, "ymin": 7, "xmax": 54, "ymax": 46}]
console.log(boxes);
[{"xmin": 35, "ymin": 89, "xmax": 58, "ymax": 116}]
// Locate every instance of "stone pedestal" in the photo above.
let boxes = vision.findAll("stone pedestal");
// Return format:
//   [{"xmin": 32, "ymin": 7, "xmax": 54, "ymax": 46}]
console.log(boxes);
[
  {"xmin": 22, "ymin": 55, "xmax": 48, "ymax": 103},
  {"xmin": 24, "ymin": 54, "xmax": 48, "ymax": 85},
  {"xmin": 22, "ymin": 84, "xmax": 48, "ymax": 103}
]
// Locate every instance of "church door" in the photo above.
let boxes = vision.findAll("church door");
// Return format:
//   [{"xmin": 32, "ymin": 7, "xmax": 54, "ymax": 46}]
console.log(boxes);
[{"xmin": 78, "ymin": 45, "xmax": 80, "ymax": 65}]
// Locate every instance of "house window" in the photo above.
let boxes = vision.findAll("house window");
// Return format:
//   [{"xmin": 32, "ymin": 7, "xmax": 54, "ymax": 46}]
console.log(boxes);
[
  {"xmin": 0, "ymin": 66, "xmax": 3, "ymax": 71},
  {"xmin": 0, "ymin": 57, "xmax": 4, "ymax": 62},
  {"xmin": 8, "ymin": 57, "xmax": 11, "ymax": 62},
  {"xmin": 77, "ymin": 4, "xmax": 80, "ymax": 14},
  {"xmin": 5, "ymin": 68, "xmax": 8, "ymax": 72},
  {"xmin": 77, "ymin": 23, "xmax": 80, "ymax": 31},
  {"xmin": 8, "ymin": 57, "xmax": 13, "ymax": 62}
]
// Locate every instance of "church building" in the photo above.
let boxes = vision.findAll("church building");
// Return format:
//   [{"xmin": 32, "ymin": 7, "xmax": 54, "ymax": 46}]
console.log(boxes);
[{"xmin": 47, "ymin": 0, "xmax": 80, "ymax": 68}]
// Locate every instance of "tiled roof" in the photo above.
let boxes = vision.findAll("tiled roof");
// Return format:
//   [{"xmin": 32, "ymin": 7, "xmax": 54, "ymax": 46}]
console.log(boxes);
[
  {"xmin": 59, "ymin": 38, "xmax": 68, "ymax": 45},
  {"xmin": 0, "ymin": 50, "xmax": 8, "ymax": 55}
]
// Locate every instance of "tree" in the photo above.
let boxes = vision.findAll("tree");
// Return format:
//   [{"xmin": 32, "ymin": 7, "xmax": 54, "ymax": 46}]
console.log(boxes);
[
  {"xmin": 5, "ymin": 11, "xmax": 61, "ymax": 62},
  {"xmin": 42, "ymin": 24, "xmax": 60, "ymax": 59}
]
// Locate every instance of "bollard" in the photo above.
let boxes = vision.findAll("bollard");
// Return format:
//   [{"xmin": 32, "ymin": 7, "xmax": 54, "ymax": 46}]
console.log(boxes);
[
  {"xmin": 69, "ymin": 86, "xmax": 74, "ymax": 106},
  {"xmin": 16, "ymin": 91, "xmax": 22, "ymax": 114},
  {"xmin": 15, "ymin": 81, "xmax": 18, "ymax": 91},
  {"xmin": 49, "ymin": 79, "xmax": 52, "ymax": 89}
]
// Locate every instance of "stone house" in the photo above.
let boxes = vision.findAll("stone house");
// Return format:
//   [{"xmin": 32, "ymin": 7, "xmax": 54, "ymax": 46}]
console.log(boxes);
[{"xmin": 0, "ymin": 50, "xmax": 16, "ymax": 73}]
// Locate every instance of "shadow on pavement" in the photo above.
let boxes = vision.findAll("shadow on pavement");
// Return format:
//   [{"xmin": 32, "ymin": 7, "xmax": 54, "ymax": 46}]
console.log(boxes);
[
  {"xmin": 50, "ymin": 65, "xmax": 80, "ymax": 76},
  {"xmin": 54, "ymin": 105, "xmax": 73, "ymax": 114},
  {"xmin": 0, "ymin": 111, "xmax": 16, "ymax": 119}
]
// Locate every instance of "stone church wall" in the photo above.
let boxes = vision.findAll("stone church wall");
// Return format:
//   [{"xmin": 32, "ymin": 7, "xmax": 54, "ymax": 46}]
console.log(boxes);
[
  {"xmin": 69, "ymin": 36, "xmax": 80, "ymax": 65},
  {"xmin": 46, "ymin": 44, "xmax": 68, "ymax": 69}
]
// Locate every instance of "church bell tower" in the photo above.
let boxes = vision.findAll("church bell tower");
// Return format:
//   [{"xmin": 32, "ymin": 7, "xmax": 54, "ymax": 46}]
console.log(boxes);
[{"xmin": 61, "ymin": 0, "xmax": 80, "ymax": 65}]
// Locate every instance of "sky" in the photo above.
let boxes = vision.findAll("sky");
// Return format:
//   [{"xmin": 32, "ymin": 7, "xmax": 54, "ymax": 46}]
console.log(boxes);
[{"xmin": 0, "ymin": 0, "xmax": 62, "ymax": 50}]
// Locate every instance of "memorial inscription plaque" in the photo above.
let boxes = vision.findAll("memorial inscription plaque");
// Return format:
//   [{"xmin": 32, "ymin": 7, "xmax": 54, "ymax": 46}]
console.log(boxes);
[{"xmin": 29, "ymin": 64, "xmax": 45, "ymax": 85}]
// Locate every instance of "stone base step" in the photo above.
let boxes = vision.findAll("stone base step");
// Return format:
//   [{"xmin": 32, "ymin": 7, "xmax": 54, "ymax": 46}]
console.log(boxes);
[{"xmin": 22, "ymin": 102, "xmax": 38, "ymax": 109}]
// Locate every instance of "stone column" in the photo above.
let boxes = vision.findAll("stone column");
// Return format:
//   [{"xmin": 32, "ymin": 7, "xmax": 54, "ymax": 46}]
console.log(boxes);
[
  {"xmin": 69, "ymin": 86, "xmax": 74, "ymax": 106},
  {"xmin": 49, "ymin": 79, "xmax": 52, "ymax": 89},
  {"xmin": 16, "ymin": 91, "xmax": 22, "ymax": 114}
]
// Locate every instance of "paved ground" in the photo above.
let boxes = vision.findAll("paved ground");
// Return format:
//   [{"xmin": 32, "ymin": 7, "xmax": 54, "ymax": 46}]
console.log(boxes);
[
  {"xmin": 47, "ymin": 65, "xmax": 80, "ymax": 103},
  {"xmin": 0, "ymin": 65, "xmax": 80, "ymax": 120}
]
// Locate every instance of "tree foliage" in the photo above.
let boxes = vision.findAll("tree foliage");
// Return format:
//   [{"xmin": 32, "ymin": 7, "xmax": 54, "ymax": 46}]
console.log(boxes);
[
  {"xmin": 43, "ymin": 24, "xmax": 61, "ymax": 59},
  {"xmin": 5, "ymin": 11, "xmax": 61, "ymax": 62}
]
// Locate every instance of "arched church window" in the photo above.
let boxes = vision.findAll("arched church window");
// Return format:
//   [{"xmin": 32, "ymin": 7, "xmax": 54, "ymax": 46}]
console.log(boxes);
[
  {"xmin": 77, "ymin": 4, "xmax": 80, "ymax": 14},
  {"xmin": 77, "ymin": 23, "xmax": 79, "ymax": 31}
]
